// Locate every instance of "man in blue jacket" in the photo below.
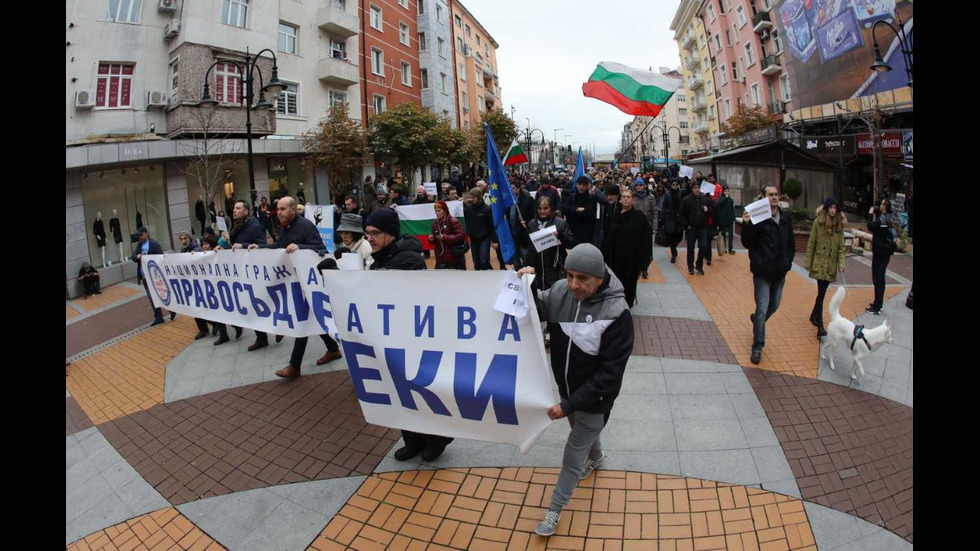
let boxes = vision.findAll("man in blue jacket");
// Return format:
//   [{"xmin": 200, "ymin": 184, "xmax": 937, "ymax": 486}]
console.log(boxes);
[{"xmin": 131, "ymin": 226, "xmax": 170, "ymax": 326}]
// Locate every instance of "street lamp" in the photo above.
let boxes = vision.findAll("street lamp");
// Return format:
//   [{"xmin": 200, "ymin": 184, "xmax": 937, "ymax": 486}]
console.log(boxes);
[
  {"xmin": 198, "ymin": 47, "xmax": 285, "ymax": 197},
  {"xmin": 651, "ymin": 125, "xmax": 683, "ymax": 175},
  {"xmin": 870, "ymin": 14, "xmax": 913, "ymax": 88}
]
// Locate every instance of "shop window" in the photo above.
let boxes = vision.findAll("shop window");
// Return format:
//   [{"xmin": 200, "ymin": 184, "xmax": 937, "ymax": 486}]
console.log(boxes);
[
  {"xmin": 82, "ymin": 165, "xmax": 171, "ymax": 264},
  {"xmin": 267, "ymin": 157, "xmax": 316, "ymax": 203}
]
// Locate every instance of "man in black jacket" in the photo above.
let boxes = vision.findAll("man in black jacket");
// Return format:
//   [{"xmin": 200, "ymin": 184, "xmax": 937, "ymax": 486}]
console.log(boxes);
[
  {"xmin": 240, "ymin": 196, "xmax": 341, "ymax": 379},
  {"xmin": 464, "ymin": 189, "xmax": 495, "ymax": 270},
  {"xmin": 516, "ymin": 244, "xmax": 633, "ymax": 537},
  {"xmin": 741, "ymin": 185, "xmax": 795, "ymax": 364},
  {"xmin": 363, "ymin": 208, "xmax": 455, "ymax": 462},
  {"xmin": 679, "ymin": 183, "xmax": 712, "ymax": 275},
  {"xmin": 215, "ymin": 200, "xmax": 266, "ymax": 345},
  {"xmin": 563, "ymin": 176, "xmax": 600, "ymax": 247},
  {"xmin": 132, "ymin": 227, "xmax": 170, "ymax": 326}
]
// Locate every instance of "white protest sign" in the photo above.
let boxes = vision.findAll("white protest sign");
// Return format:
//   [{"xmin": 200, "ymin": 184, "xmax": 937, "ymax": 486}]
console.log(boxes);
[
  {"xmin": 700, "ymin": 181, "xmax": 717, "ymax": 195},
  {"xmin": 494, "ymin": 271, "xmax": 530, "ymax": 319},
  {"xmin": 337, "ymin": 253, "xmax": 365, "ymax": 271},
  {"xmin": 746, "ymin": 198, "xmax": 773, "ymax": 225},
  {"xmin": 529, "ymin": 225, "xmax": 560, "ymax": 252},
  {"xmin": 216, "ymin": 217, "xmax": 227, "ymax": 232},
  {"xmin": 142, "ymin": 250, "xmax": 339, "ymax": 339},
  {"xmin": 680, "ymin": 165, "xmax": 694, "ymax": 179},
  {"xmin": 305, "ymin": 204, "xmax": 335, "ymax": 253},
  {"xmin": 311, "ymin": 270, "xmax": 555, "ymax": 452},
  {"xmin": 424, "ymin": 182, "xmax": 438, "ymax": 196},
  {"xmin": 630, "ymin": 167, "xmax": 640, "ymax": 175}
]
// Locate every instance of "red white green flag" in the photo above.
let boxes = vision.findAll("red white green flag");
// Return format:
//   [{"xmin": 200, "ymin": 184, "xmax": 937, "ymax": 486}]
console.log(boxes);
[
  {"xmin": 502, "ymin": 139, "xmax": 528, "ymax": 166},
  {"xmin": 582, "ymin": 61, "xmax": 681, "ymax": 117}
]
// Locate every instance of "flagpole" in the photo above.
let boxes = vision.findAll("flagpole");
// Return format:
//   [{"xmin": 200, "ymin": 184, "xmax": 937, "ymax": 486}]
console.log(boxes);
[{"xmin": 614, "ymin": 117, "xmax": 658, "ymax": 169}]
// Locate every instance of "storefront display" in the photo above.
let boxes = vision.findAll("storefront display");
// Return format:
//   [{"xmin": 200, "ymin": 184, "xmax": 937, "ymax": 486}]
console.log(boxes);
[
  {"xmin": 268, "ymin": 157, "xmax": 316, "ymax": 204},
  {"xmin": 185, "ymin": 160, "xmax": 250, "ymax": 226},
  {"xmin": 81, "ymin": 166, "xmax": 170, "ymax": 265}
]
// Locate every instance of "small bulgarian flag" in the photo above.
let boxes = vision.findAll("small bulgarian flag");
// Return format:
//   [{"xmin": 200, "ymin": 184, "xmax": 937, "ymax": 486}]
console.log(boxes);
[
  {"xmin": 582, "ymin": 61, "xmax": 681, "ymax": 117},
  {"xmin": 502, "ymin": 139, "xmax": 528, "ymax": 166},
  {"xmin": 395, "ymin": 200, "xmax": 467, "ymax": 251}
]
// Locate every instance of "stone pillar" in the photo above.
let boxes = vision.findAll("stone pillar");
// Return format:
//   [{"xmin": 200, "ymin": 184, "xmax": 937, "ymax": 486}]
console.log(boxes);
[
  {"xmin": 315, "ymin": 164, "xmax": 330, "ymax": 206},
  {"xmin": 65, "ymin": 173, "xmax": 89, "ymax": 299},
  {"xmin": 253, "ymin": 155, "xmax": 270, "ymax": 203},
  {"xmin": 166, "ymin": 160, "xmax": 193, "ymax": 246}
]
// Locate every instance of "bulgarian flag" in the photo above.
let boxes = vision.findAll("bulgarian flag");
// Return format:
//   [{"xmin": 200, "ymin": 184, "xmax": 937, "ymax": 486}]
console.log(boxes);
[
  {"xmin": 395, "ymin": 201, "xmax": 467, "ymax": 251},
  {"xmin": 502, "ymin": 139, "xmax": 528, "ymax": 166},
  {"xmin": 582, "ymin": 61, "xmax": 681, "ymax": 117}
]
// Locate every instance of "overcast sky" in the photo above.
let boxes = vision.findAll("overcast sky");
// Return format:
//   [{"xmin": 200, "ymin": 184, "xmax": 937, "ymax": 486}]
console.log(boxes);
[{"xmin": 464, "ymin": 0, "xmax": 684, "ymax": 155}]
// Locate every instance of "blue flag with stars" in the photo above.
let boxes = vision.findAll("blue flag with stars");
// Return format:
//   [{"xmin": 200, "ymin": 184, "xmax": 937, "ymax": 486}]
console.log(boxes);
[
  {"xmin": 571, "ymin": 147, "xmax": 585, "ymax": 188},
  {"xmin": 485, "ymin": 124, "xmax": 517, "ymax": 264}
]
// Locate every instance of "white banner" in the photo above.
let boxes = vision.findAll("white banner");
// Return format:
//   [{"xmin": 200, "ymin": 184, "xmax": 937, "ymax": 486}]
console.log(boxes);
[
  {"xmin": 700, "ymin": 181, "xmax": 717, "ymax": 195},
  {"xmin": 305, "ymin": 205, "xmax": 335, "ymax": 253},
  {"xmin": 142, "ymin": 252, "xmax": 556, "ymax": 452}
]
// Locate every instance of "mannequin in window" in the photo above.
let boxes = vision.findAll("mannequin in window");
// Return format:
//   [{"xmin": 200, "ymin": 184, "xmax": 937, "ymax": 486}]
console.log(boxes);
[
  {"xmin": 109, "ymin": 209, "xmax": 124, "ymax": 263},
  {"xmin": 297, "ymin": 183, "xmax": 306, "ymax": 205},
  {"xmin": 94, "ymin": 212, "xmax": 107, "ymax": 267},
  {"xmin": 208, "ymin": 201, "xmax": 218, "ymax": 224},
  {"xmin": 195, "ymin": 199, "xmax": 208, "ymax": 235}
]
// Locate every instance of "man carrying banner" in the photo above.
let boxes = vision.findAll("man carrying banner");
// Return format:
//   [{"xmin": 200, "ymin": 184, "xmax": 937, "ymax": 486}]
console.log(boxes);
[
  {"xmin": 517, "ymin": 244, "xmax": 634, "ymax": 537},
  {"xmin": 242, "ymin": 196, "xmax": 342, "ymax": 379}
]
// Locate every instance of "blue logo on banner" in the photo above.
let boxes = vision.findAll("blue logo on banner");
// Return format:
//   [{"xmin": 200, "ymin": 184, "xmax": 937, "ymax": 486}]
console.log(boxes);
[{"xmin": 147, "ymin": 260, "xmax": 171, "ymax": 306}]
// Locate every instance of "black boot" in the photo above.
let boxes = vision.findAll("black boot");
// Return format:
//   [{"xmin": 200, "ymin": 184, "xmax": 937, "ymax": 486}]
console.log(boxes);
[
  {"xmin": 809, "ymin": 310, "xmax": 820, "ymax": 327},
  {"xmin": 394, "ymin": 443, "xmax": 423, "ymax": 461}
]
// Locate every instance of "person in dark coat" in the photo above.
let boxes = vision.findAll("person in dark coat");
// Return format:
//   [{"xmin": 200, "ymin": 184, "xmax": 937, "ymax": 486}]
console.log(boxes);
[
  {"xmin": 508, "ymin": 181, "xmax": 535, "ymax": 266},
  {"xmin": 428, "ymin": 200, "xmax": 467, "ymax": 269},
  {"xmin": 679, "ymin": 183, "xmax": 711, "ymax": 275},
  {"xmin": 599, "ymin": 183, "xmax": 621, "ymax": 248},
  {"xmin": 717, "ymin": 185, "xmax": 736, "ymax": 254},
  {"xmin": 866, "ymin": 198, "xmax": 897, "ymax": 315},
  {"xmin": 463, "ymin": 188, "xmax": 495, "ymax": 270},
  {"xmin": 77, "ymin": 262, "xmax": 101, "ymax": 297},
  {"xmin": 535, "ymin": 175, "xmax": 562, "ymax": 208},
  {"xmin": 364, "ymin": 208, "xmax": 455, "ymax": 462},
  {"xmin": 602, "ymin": 188, "xmax": 652, "ymax": 307},
  {"xmin": 741, "ymin": 185, "xmax": 795, "ymax": 365},
  {"xmin": 131, "ymin": 226, "xmax": 169, "ymax": 326},
  {"xmin": 522, "ymin": 195, "xmax": 577, "ymax": 292},
  {"xmin": 216, "ymin": 200, "xmax": 265, "ymax": 344},
  {"xmin": 179, "ymin": 231, "xmax": 217, "ymax": 341},
  {"xmin": 241, "ymin": 196, "xmax": 341, "ymax": 379},
  {"xmin": 632, "ymin": 180, "xmax": 659, "ymax": 278},
  {"xmin": 563, "ymin": 175, "xmax": 601, "ymax": 247},
  {"xmin": 701, "ymin": 190, "xmax": 719, "ymax": 266},
  {"xmin": 660, "ymin": 180, "xmax": 684, "ymax": 263}
]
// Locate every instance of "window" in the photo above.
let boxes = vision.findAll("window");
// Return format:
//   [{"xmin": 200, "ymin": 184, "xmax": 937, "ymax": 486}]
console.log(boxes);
[
  {"xmin": 706, "ymin": 78, "xmax": 713, "ymax": 94},
  {"xmin": 707, "ymin": 3, "xmax": 716, "ymax": 21},
  {"xmin": 714, "ymin": 34, "xmax": 721, "ymax": 51},
  {"xmin": 745, "ymin": 43, "xmax": 754, "ymax": 66},
  {"xmin": 421, "ymin": 69, "xmax": 428, "ymax": 89},
  {"xmin": 678, "ymin": 108, "xmax": 687, "ymax": 116},
  {"xmin": 399, "ymin": 0, "xmax": 408, "ymax": 8},
  {"xmin": 214, "ymin": 62, "xmax": 241, "ymax": 105},
  {"xmin": 725, "ymin": 29, "xmax": 733, "ymax": 46},
  {"xmin": 417, "ymin": 0, "xmax": 423, "ymax": 14},
  {"xmin": 457, "ymin": 37, "xmax": 464, "ymax": 51},
  {"xmin": 485, "ymin": 44, "xmax": 490, "ymax": 57},
  {"xmin": 371, "ymin": 48, "xmax": 384, "ymax": 76},
  {"xmin": 401, "ymin": 62, "xmax": 412, "ymax": 86},
  {"xmin": 680, "ymin": 122, "xmax": 688, "ymax": 129},
  {"xmin": 333, "ymin": 0, "xmax": 345, "ymax": 7},
  {"xmin": 780, "ymin": 73, "xmax": 791, "ymax": 100},
  {"xmin": 96, "ymin": 63, "xmax": 134, "ymax": 109},
  {"xmin": 440, "ymin": 72, "xmax": 447, "ymax": 94},
  {"xmin": 731, "ymin": 61, "xmax": 738, "ymax": 81},
  {"xmin": 455, "ymin": 15, "xmax": 462, "ymax": 27},
  {"xmin": 279, "ymin": 23, "xmax": 297, "ymax": 54},
  {"xmin": 277, "ymin": 82, "xmax": 299, "ymax": 116},
  {"xmin": 436, "ymin": 5, "xmax": 443, "ymax": 21},
  {"xmin": 329, "ymin": 90, "xmax": 348, "ymax": 107},
  {"xmin": 461, "ymin": 92, "xmax": 468, "ymax": 111},
  {"xmin": 370, "ymin": 5, "xmax": 382, "ymax": 31},
  {"xmin": 331, "ymin": 39, "xmax": 347, "ymax": 60},
  {"xmin": 222, "ymin": 0, "xmax": 248, "ymax": 28},
  {"xmin": 720, "ymin": 66, "xmax": 728, "ymax": 84},
  {"xmin": 373, "ymin": 95, "xmax": 386, "ymax": 114},
  {"xmin": 465, "ymin": 25, "xmax": 471, "ymax": 37},
  {"xmin": 725, "ymin": 98, "xmax": 732, "ymax": 118},
  {"xmin": 438, "ymin": 37, "xmax": 445, "ymax": 57},
  {"xmin": 459, "ymin": 63, "xmax": 466, "ymax": 81},
  {"xmin": 108, "ymin": 0, "xmax": 142, "ymax": 23},
  {"xmin": 419, "ymin": 32, "xmax": 427, "ymax": 51},
  {"xmin": 476, "ymin": 35, "xmax": 482, "ymax": 46},
  {"xmin": 399, "ymin": 22, "xmax": 409, "ymax": 46},
  {"xmin": 477, "ymin": 96, "xmax": 484, "ymax": 112},
  {"xmin": 709, "ymin": 105, "xmax": 716, "ymax": 119},
  {"xmin": 772, "ymin": 29, "xmax": 783, "ymax": 54},
  {"xmin": 736, "ymin": 5, "xmax": 746, "ymax": 27},
  {"xmin": 169, "ymin": 61, "xmax": 178, "ymax": 102},
  {"xmin": 732, "ymin": 24, "xmax": 740, "ymax": 43},
  {"xmin": 677, "ymin": 94, "xmax": 686, "ymax": 102},
  {"xmin": 751, "ymin": 83, "xmax": 760, "ymax": 105}
]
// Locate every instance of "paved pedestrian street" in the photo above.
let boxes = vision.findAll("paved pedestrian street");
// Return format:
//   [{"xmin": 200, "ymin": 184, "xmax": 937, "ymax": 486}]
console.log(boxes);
[{"xmin": 66, "ymin": 246, "xmax": 912, "ymax": 550}]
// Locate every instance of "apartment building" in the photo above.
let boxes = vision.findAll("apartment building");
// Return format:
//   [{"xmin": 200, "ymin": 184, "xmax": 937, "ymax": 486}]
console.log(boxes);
[
  {"xmin": 360, "ymin": 0, "xmax": 422, "ymax": 124},
  {"xmin": 624, "ymin": 69, "xmax": 688, "ymax": 167},
  {"xmin": 670, "ymin": 0, "xmax": 721, "ymax": 155},
  {"xmin": 416, "ymin": 0, "xmax": 457, "ymax": 127},
  {"xmin": 451, "ymin": 1, "xmax": 501, "ymax": 130}
]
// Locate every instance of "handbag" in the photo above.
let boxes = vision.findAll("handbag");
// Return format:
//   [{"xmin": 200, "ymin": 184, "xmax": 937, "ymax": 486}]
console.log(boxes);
[{"xmin": 452, "ymin": 241, "xmax": 470, "ymax": 255}]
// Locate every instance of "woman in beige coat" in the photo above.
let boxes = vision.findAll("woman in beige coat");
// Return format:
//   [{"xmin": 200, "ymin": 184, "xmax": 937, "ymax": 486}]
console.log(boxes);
[{"xmin": 805, "ymin": 197, "xmax": 847, "ymax": 337}]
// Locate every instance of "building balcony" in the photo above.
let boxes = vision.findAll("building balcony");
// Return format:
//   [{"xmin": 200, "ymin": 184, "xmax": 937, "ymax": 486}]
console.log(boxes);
[
  {"xmin": 683, "ymin": 33, "xmax": 697, "ymax": 50},
  {"xmin": 484, "ymin": 87, "xmax": 497, "ymax": 101},
  {"xmin": 768, "ymin": 101, "xmax": 786, "ymax": 115},
  {"xmin": 752, "ymin": 10, "xmax": 773, "ymax": 33},
  {"xmin": 317, "ymin": 57, "xmax": 359, "ymax": 87},
  {"xmin": 685, "ymin": 55, "xmax": 699, "ymax": 70},
  {"xmin": 691, "ymin": 96, "xmax": 707, "ymax": 112},
  {"xmin": 693, "ymin": 121, "xmax": 710, "ymax": 134},
  {"xmin": 761, "ymin": 54, "xmax": 783, "ymax": 76},
  {"xmin": 317, "ymin": 5, "xmax": 358, "ymax": 38},
  {"xmin": 708, "ymin": 111, "xmax": 717, "ymax": 120},
  {"xmin": 689, "ymin": 75, "xmax": 704, "ymax": 90}
]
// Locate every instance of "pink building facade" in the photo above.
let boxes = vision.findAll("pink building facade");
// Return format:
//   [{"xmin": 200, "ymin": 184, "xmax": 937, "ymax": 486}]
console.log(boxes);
[{"xmin": 699, "ymin": 0, "xmax": 792, "ymax": 129}]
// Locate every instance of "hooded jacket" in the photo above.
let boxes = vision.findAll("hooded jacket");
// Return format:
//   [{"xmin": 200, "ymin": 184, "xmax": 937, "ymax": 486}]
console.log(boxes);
[
  {"xmin": 536, "ymin": 269, "xmax": 634, "ymax": 416},
  {"xmin": 370, "ymin": 235, "xmax": 427, "ymax": 270}
]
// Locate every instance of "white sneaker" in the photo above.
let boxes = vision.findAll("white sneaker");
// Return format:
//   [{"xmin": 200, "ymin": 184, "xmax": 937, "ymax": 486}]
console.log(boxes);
[
  {"xmin": 580, "ymin": 453, "xmax": 607, "ymax": 479},
  {"xmin": 535, "ymin": 510, "xmax": 561, "ymax": 536}
]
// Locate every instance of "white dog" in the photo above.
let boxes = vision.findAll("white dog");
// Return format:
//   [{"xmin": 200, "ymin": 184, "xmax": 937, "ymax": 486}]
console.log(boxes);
[{"xmin": 820, "ymin": 286, "xmax": 893, "ymax": 381}]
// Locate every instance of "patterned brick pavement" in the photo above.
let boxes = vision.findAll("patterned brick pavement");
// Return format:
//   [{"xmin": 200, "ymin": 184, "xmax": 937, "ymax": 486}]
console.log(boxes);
[
  {"xmin": 637, "ymin": 256, "xmax": 667, "ymax": 285},
  {"xmin": 66, "ymin": 316, "xmax": 195, "ymax": 425},
  {"xmin": 681, "ymin": 254, "xmax": 903, "ymax": 378},
  {"xmin": 308, "ymin": 468, "xmax": 817, "ymax": 551},
  {"xmin": 99, "ymin": 370, "xmax": 400, "ymax": 506},
  {"xmin": 71, "ymin": 283, "xmax": 142, "ymax": 312},
  {"xmin": 66, "ymin": 297, "xmax": 158, "ymax": 358},
  {"xmin": 632, "ymin": 316, "xmax": 737, "ymax": 365},
  {"xmin": 67, "ymin": 303, "xmax": 81, "ymax": 321},
  {"xmin": 743, "ymin": 367, "xmax": 913, "ymax": 543},
  {"xmin": 67, "ymin": 507, "xmax": 225, "ymax": 551},
  {"xmin": 66, "ymin": 395, "xmax": 94, "ymax": 437}
]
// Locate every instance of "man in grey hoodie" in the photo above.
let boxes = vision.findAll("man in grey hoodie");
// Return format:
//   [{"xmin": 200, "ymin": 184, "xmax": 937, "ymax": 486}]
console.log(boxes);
[{"xmin": 517, "ymin": 243, "xmax": 634, "ymax": 537}]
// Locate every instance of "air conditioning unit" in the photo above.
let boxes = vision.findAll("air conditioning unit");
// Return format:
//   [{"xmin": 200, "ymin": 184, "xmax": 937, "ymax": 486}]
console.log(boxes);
[
  {"xmin": 147, "ymin": 90, "xmax": 169, "ymax": 108},
  {"xmin": 158, "ymin": 0, "xmax": 177, "ymax": 12},
  {"xmin": 75, "ymin": 90, "xmax": 96, "ymax": 108},
  {"xmin": 164, "ymin": 19, "xmax": 180, "ymax": 39}
]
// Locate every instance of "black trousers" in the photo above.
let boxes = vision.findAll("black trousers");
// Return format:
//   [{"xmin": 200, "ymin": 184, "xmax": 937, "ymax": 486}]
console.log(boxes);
[
  {"xmin": 686, "ymin": 228, "xmax": 708, "ymax": 271},
  {"xmin": 871, "ymin": 253, "xmax": 891, "ymax": 309},
  {"xmin": 811, "ymin": 279, "xmax": 832, "ymax": 324},
  {"xmin": 401, "ymin": 430, "xmax": 453, "ymax": 452},
  {"xmin": 289, "ymin": 334, "xmax": 340, "ymax": 369},
  {"xmin": 194, "ymin": 318, "xmax": 210, "ymax": 333},
  {"xmin": 668, "ymin": 231, "xmax": 683, "ymax": 258}
]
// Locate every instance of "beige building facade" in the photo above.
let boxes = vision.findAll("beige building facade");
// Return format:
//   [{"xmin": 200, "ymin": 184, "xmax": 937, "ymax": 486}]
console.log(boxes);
[
  {"xmin": 671, "ymin": 0, "xmax": 721, "ymax": 155},
  {"xmin": 451, "ymin": 1, "xmax": 501, "ymax": 130}
]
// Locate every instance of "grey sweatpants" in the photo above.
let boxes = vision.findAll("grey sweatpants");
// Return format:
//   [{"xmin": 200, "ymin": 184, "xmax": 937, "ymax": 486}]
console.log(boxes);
[{"xmin": 548, "ymin": 411, "xmax": 606, "ymax": 513}]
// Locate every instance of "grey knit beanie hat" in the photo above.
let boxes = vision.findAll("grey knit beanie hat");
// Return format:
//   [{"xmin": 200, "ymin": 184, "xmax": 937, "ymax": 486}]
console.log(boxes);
[{"xmin": 564, "ymin": 244, "xmax": 606, "ymax": 278}]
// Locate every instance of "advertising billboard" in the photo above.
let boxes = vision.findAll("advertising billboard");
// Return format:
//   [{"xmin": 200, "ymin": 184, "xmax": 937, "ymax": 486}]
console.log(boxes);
[{"xmin": 773, "ymin": 0, "xmax": 912, "ymax": 109}]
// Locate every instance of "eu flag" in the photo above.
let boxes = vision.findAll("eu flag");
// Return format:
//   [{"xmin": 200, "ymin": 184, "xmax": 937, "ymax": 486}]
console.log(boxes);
[
  {"xmin": 571, "ymin": 147, "xmax": 585, "ymax": 187},
  {"xmin": 485, "ymin": 124, "xmax": 517, "ymax": 264}
]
